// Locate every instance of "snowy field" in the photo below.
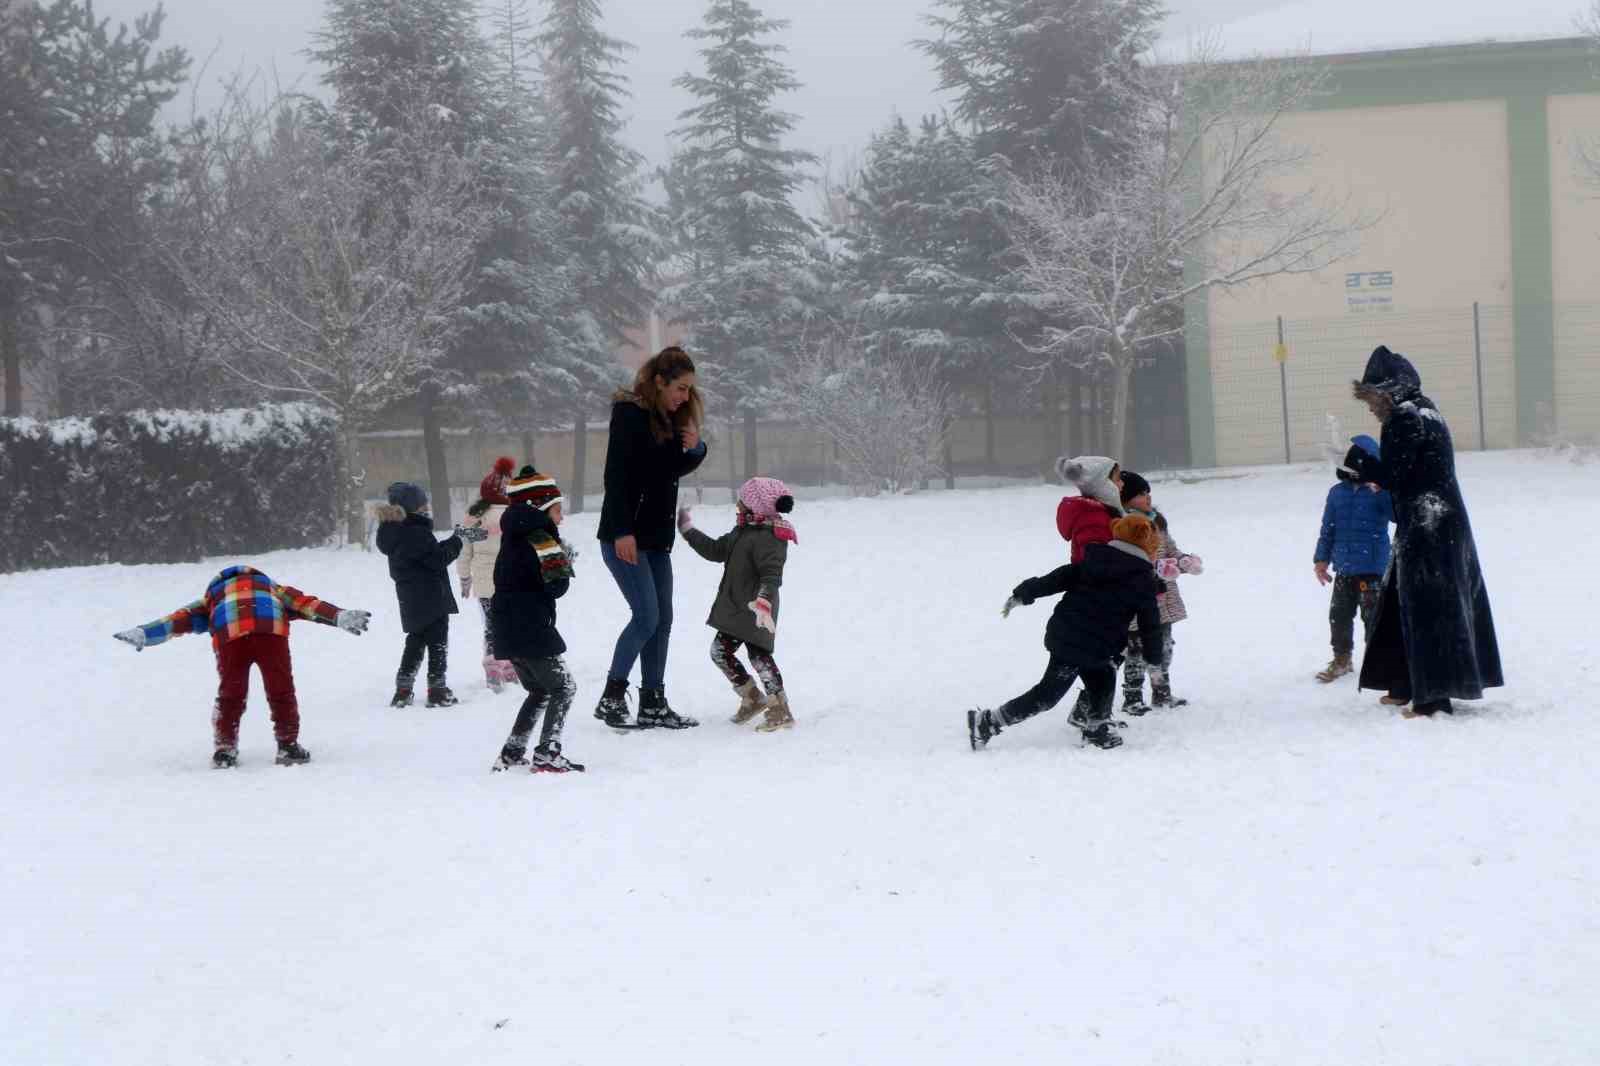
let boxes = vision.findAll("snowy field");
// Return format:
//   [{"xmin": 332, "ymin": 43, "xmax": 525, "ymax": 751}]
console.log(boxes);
[{"xmin": 4, "ymin": 450, "xmax": 1598, "ymax": 1065}]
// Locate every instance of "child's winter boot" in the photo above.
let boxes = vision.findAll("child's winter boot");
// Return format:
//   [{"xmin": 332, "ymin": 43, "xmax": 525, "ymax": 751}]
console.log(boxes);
[
  {"xmin": 212, "ymin": 747, "xmax": 238, "ymax": 769},
  {"xmin": 594, "ymin": 677, "xmax": 632, "ymax": 727},
  {"xmin": 530, "ymin": 745, "xmax": 586, "ymax": 773},
  {"xmin": 426, "ymin": 686, "xmax": 459, "ymax": 708},
  {"xmin": 492, "ymin": 743, "xmax": 529, "ymax": 772},
  {"xmin": 967, "ymin": 708, "xmax": 1002, "ymax": 751},
  {"xmin": 275, "ymin": 741, "xmax": 312, "ymax": 766},
  {"xmin": 1150, "ymin": 681, "xmax": 1188, "ymax": 708},
  {"xmin": 1081, "ymin": 723, "xmax": 1125, "ymax": 749},
  {"xmin": 637, "ymin": 686, "xmax": 699, "ymax": 729},
  {"xmin": 1316, "ymin": 653, "xmax": 1353, "ymax": 683},
  {"xmin": 755, "ymin": 692, "xmax": 794, "ymax": 733},
  {"xmin": 731, "ymin": 679, "xmax": 768, "ymax": 724},
  {"xmin": 1121, "ymin": 690, "xmax": 1152, "ymax": 716},
  {"xmin": 390, "ymin": 687, "xmax": 414, "ymax": 708}
]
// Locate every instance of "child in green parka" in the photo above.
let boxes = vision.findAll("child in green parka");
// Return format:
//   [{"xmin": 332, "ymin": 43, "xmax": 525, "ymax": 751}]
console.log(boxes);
[{"xmin": 678, "ymin": 476, "xmax": 797, "ymax": 732}]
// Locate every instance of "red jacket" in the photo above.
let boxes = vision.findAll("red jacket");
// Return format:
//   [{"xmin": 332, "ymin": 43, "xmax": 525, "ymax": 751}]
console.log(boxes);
[{"xmin": 1056, "ymin": 497, "xmax": 1118, "ymax": 563}]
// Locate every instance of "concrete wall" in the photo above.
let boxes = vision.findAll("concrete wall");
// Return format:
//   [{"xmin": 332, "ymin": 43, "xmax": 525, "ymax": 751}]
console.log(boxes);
[
  {"xmin": 1547, "ymin": 92, "xmax": 1600, "ymax": 442},
  {"xmin": 1205, "ymin": 99, "xmax": 1518, "ymax": 466}
]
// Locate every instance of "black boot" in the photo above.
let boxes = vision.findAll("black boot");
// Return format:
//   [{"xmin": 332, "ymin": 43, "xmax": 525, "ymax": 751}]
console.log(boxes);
[
  {"xmin": 212, "ymin": 747, "xmax": 238, "ymax": 769},
  {"xmin": 275, "ymin": 741, "xmax": 311, "ymax": 765},
  {"xmin": 390, "ymin": 687, "xmax": 414, "ymax": 708},
  {"xmin": 1081, "ymin": 724, "xmax": 1125, "ymax": 749},
  {"xmin": 594, "ymin": 677, "xmax": 632, "ymax": 727},
  {"xmin": 637, "ymin": 686, "xmax": 699, "ymax": 729},
  {"xmin": 426, "ymin": 686, "xmax": 459, "ymax": 708},
  {"xmin": 1121, "ymin": 690, "xmax": 1152, "ymax": 716},
  {"xmin": 967, "ymin": 708, "xmax": 1001, "ymax": 751},
  {"xmin": 492, "ymin": 743, "xmax": 529, "ymax": 772}
]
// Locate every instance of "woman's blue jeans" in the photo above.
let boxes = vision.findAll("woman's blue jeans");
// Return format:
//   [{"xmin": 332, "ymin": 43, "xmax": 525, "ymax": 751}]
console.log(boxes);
[{"xmin": 601, "ymin": 542, "xmax": 674, "ymax": 688}]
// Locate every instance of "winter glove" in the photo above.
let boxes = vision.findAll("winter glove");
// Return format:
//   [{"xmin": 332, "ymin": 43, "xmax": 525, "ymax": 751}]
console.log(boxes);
[
  {"xmin": 1178, "ymin": 554, "xmax": 1204, "ymax": 575},
  {"xmin": 750, "ymin": 597, "xmax": 776, "ymax": 635},
  {"xmin": 677, "ymin": 507, "xmax": 694, "ymax": 533},
  {"xmin": 460, "ymin": 576, "xmax": 473, "ymax": 598},
  {"xmin": 1154, "ymin": 558, "xmax": 1181, "ymax": 581},
  {"xmin": 335, "ymin": 609, "xmax": 371, "ymax": 635},
  {"xmin": 562, "ymin": 539, "xmax": 580, "ymax": 563},
  {"xmin": 1001, "ymin": 595, "xmax": 1022, "ymax": 618},
  {"xmin": 113, "ymin": 628, "xmax": 147, "ymax": 651},
  {"xmin": 454, "ymin": 523, "xmax": 489, "ymax": 544}
]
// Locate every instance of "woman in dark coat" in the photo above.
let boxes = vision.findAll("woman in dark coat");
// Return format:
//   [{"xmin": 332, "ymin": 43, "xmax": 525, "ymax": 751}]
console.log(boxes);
[
  {"xmin": 593, "ymin": 346, "xmax": 709, "ymax": 729},
  {"xmin": 1343, "ymin": 346, "xmax": 1503, "ymax": 716}
]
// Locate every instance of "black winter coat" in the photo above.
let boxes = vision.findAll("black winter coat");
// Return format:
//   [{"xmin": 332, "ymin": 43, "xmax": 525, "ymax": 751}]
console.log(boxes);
[
  {"xmin": 490, "ymin": 503, "xmax": 569, "ymax": 660},
  {"xmin": 596, "ymin": 398, "xmax": 708, "ymax": 552},
  {"xmin": 1345, "ymin": 347, "xmax": 1502, "ymax": 703},
  {"xmin": 375, "ymin": 506, "xmax": 462, "ymax": 633},
  {"xmin": 1013, "ymin": 541, "xmax": 1165, "ymax": 667}
]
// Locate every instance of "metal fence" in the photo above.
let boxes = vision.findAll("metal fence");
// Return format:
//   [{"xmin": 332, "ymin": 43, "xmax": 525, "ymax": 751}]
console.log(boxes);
[{"xmin": 1205, "ymin": 300, "xmax": 1600, "ymax": 467}]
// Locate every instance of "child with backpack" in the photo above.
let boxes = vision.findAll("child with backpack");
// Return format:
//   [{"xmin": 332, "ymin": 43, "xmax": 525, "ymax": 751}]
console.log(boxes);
[
  {"xmin": 677, "ymin": 477, "xmax": 798, "ymax": 733},
  {"xmin": 1313, "ymin": 435, "xmax": 1393, "ymax": 683},
  {"xmin": 112, "ymin": 565, "xmax": 370, "ymax": 767},
  {"xmin": 376, "ymin": 482, "xmax": 487, "ymax": 708},
  {"xmin": 968, "ymin": 514, "xmax": 1166, "ymax": 752}
]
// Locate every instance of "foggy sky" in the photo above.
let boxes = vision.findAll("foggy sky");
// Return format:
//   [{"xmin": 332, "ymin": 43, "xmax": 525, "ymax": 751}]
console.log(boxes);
[{"xmin": 95, "ymin": 0, "xmax": 1292, "ymax": 176}]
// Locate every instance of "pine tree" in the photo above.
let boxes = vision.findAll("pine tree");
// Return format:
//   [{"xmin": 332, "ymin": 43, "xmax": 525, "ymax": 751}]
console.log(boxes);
[
  {"xmin": 536, "ymin": 0, "xmax": 658, "ymax": 508},
  {"xmin": 666, "ymin": 0, "xmax": 818, "ymax": 477},
  {"xmin": 0, "ymin": 0, "xmax": 188, "ymax": 415},
  {"xmin": 916, "ymin": 0, "xmax": 1165, "ymax": 171}
]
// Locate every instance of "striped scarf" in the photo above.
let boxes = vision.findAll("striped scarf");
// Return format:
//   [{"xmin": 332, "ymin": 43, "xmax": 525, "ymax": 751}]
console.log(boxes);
[{"xmin": 531, "ymin": 531, "xmax": 575, "ymax": 581}]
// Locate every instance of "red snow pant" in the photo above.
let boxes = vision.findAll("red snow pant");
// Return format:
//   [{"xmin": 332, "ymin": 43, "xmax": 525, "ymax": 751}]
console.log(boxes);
[{"xmin": 212, "ymin": 633, "xmax": 299, "ymax": 748}]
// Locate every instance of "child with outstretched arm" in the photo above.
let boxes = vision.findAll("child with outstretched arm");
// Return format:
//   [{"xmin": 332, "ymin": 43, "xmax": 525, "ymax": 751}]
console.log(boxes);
[{"xmin": 113, "ymin": 566, "xmax": 370, "ymax": 768}]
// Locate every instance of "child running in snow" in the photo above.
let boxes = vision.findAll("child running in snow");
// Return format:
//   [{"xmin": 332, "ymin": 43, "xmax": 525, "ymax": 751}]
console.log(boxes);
[
  {"xmin": 488, "ymin": 467, "xmax": 585, "ymax": 773},
  {"xmin": 1117, "ymin": 471, "xmax": 1204, "ymax": 714},
  {"xmin": 458, "ymin": 457, "xmax": 517, "ymax": 692},
  {"xmin": 678, "ymin": 476, "xmax": 797, "ymax": 732},
  {"xmin": 113, "ymin": 566, "xmax": 371, "ymax": 767},
  {"xmin": 1313, "ymin": 434, "xmax": 1393, "ymax": 683},
  {"xmin": 968, "ymin": 514, "xmax": 1166, "ymax": 751},
  {"xmin": 376, "ymin": 481, "xmax": 487, "ymax": 708},
  {"xmin": 1054, "ymin": 455, "xmax": 1125, "ymax": 562}
]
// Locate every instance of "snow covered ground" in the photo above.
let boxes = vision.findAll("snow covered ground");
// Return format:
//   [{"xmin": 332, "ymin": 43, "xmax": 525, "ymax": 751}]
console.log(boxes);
[{"xmin": 4, "ymin": 450, "xmax": 1597, "ymax": 1065}]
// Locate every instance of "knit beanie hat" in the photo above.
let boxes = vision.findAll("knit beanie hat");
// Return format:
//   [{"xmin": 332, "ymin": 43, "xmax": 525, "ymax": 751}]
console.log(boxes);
[
  {"xmin": 386, "ymin": 481, "xmax": 428, "ymax": 514},
  {"xmin": 507, "ymin": 465, "xmax": 563, "ymax": 512},
  {"xmin": 1111, "ymin": 513, "xmax": 1161, "ymax": 560},
  {"xmin": 737, "ymin": 476, "xmax": 794, "ymax": 518},
  {"xmin": 1119, "ymin": 471, "xmax": 1151, "ymax": 505},
  {"xmin": 479, "ymin": 456, "xmax": 515, "ymax": 505}
]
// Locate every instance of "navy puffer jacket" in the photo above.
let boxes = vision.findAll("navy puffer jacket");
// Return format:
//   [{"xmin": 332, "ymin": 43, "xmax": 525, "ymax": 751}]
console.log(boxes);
[{"xmin": 1314, "ymin": 435, "xmax": 1393, "ymax": 576}]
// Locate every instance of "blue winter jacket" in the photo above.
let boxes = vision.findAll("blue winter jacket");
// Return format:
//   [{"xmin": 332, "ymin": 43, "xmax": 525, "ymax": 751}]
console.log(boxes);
[{"xmin": 1314, "ymin": 436, "xmax": 1393, "ymax": 576}]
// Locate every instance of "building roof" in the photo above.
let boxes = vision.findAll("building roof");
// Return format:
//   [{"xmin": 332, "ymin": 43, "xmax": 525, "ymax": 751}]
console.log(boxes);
[{"xmin": 1184, "ymin": 0, "xmax": 1587, "ymax": 60}]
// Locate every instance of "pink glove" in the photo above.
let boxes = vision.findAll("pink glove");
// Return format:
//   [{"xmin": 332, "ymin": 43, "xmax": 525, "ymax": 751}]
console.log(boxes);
[
  {"xmin": 1154, "ymin": 558, "xmax": 1181, "ymax": 580},
  {"xmin": 677, "ymin": 507, "xmax": 693, "ymax": 533},
  {"xmin": 1179, "ymin": 555, "xmax": 1204, "ymax": 575},
  {"xmin": 750, "ymin": 597, "xmax": 776, "ymax": 634}
]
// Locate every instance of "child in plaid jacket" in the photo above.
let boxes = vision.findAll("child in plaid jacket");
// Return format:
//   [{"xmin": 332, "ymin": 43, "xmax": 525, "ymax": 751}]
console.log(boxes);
[{"xmin": 114, "ymin": 565, "xmax": 370, "ymax": 768}]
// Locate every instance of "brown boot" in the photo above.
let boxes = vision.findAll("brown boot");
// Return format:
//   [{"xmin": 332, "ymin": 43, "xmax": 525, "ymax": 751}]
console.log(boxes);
[
  {"xmin": 1379, "ymin": 694, "xmax": 1411, "ymax": 708},
  {"xmin": 755, "ymin": 692, "xmax": 794, "ymax": 732},
  {"xmin": 1316, "ymin": 653, "xmax": 1353, "ymax": 683},
  {"xmin": 731, "ymin": 679, "xmax": 768, "ymax": 725}
]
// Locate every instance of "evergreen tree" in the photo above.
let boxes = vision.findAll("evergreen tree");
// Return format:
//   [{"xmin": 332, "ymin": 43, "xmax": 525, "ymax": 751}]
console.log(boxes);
[
  {"xmin": 666, "ymin": 0, "xmax": 818, "ymax": 477},
  {"xmin": 0, "ymin": 0, "xmax": 188, "ymax": 415},
  {"xmin": 536, "ymin": 0, "xmax": 659, "ymax": 507},
  {"xmin": 916, "ymin": 0, "xmax": 1166, "ymax": 171}
]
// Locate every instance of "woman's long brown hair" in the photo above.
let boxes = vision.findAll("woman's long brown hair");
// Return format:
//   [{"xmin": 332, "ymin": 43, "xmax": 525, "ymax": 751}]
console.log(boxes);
[{"xmin": 621, "ymin": 346, "xmax": 704, "ymax": 442}]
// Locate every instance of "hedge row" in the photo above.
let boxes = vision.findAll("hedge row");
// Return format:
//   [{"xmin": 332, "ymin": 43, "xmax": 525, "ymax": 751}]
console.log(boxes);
[{"xmin": 0, "ymin": 404, "xmax": 338, "ymax": 572}]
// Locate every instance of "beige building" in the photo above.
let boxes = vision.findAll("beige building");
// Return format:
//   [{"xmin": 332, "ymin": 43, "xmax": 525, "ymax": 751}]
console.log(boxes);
[{"xmin": 1187, "ymin": 36, "xmax": 1600, "ymax": 467}]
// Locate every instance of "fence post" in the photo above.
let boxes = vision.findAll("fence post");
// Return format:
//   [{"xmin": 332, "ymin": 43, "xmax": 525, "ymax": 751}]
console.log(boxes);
[
  {"xmin": 1473, "ymin": 301, "xmax": 1487, "ymax": 450},
  {"xmin": 1277, "ymin": 315, "xmax": 1291, "ymax": 464}
]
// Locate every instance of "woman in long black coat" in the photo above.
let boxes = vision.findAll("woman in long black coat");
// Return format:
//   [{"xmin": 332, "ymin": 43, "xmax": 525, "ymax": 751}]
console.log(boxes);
[{"xmin": 1343, "ymin": 346, "xmax": 1503, "ymax": 716}]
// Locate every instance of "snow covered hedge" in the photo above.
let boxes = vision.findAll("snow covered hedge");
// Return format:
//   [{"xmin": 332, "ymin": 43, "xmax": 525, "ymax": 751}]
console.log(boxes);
[{"xmin": 0, "ymin": 404, "xmax": 338, "ymax": 572}]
